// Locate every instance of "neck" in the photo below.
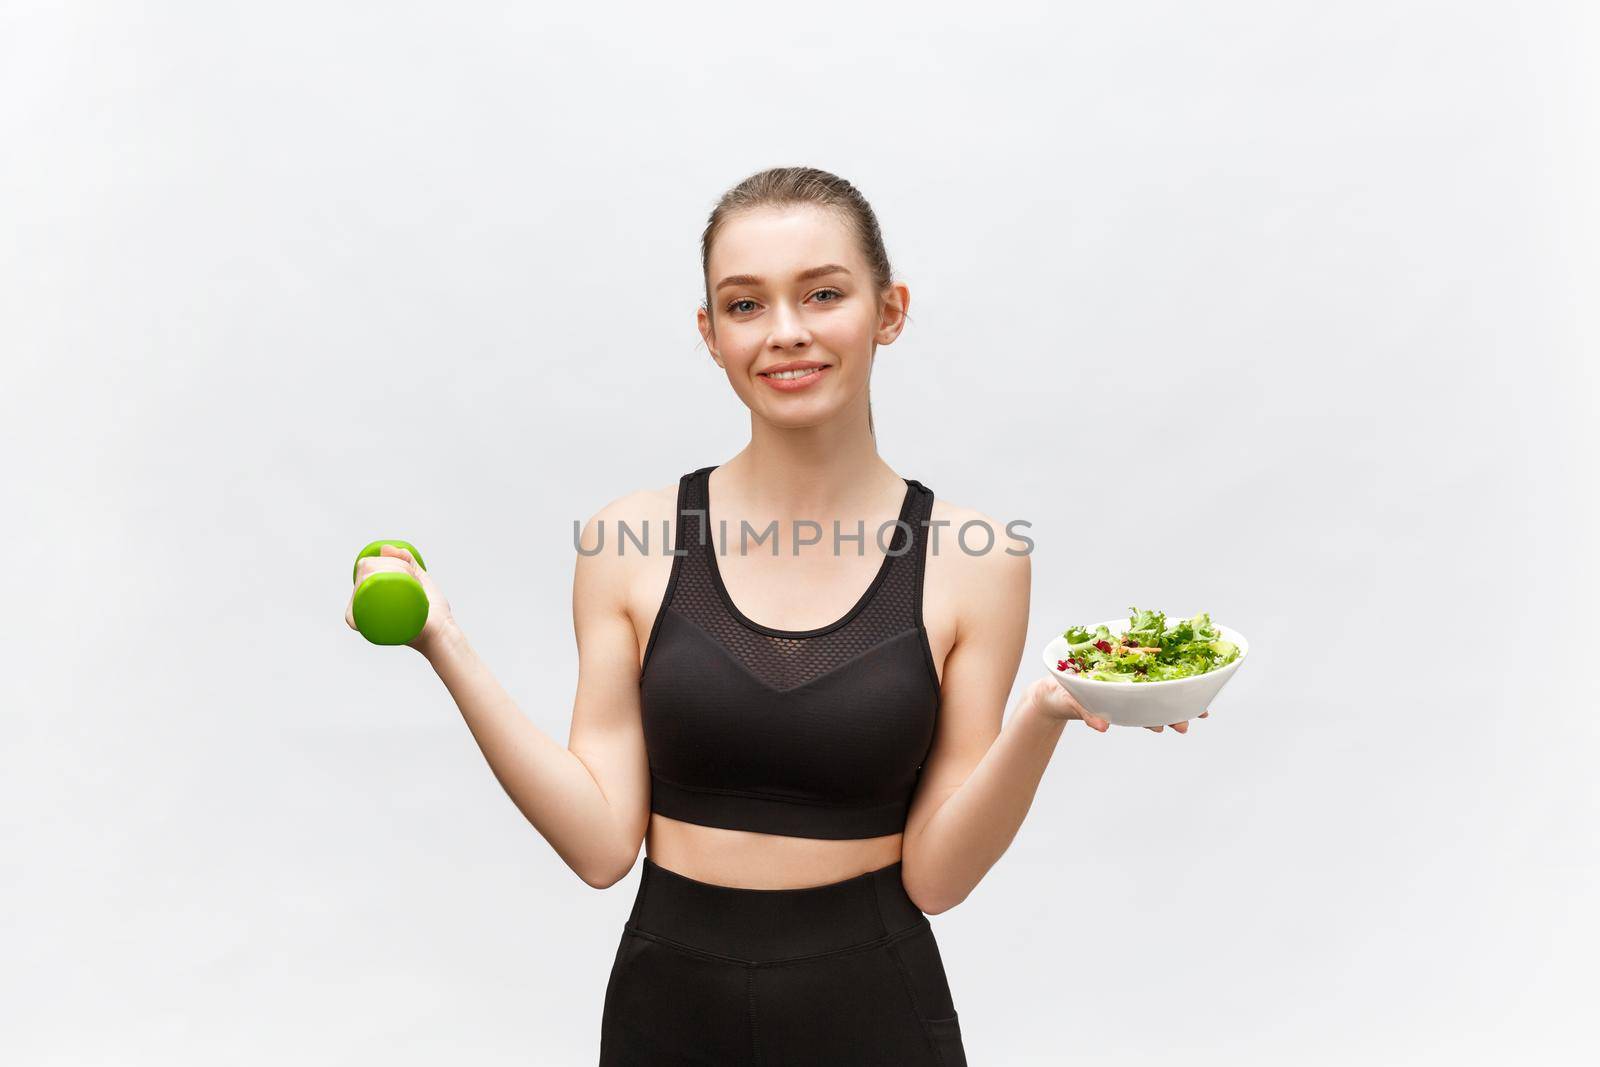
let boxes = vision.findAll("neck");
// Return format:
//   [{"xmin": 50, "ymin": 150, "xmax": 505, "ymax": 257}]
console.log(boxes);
[{"xmin": 718, "ymin": 400, "xmax": 900, "ymax": 518}]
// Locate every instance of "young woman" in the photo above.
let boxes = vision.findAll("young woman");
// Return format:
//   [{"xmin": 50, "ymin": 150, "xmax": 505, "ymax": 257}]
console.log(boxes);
[{"xmin": 347, "ymin": 166, "xmax": 1202, "ymax": 1065}]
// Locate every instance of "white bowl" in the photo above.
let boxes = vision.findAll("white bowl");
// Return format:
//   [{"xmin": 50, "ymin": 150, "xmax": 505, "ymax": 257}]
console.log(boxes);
[{"xmin": 1040, "ymin": 619, "xmax": 1249, "ymax": 728}]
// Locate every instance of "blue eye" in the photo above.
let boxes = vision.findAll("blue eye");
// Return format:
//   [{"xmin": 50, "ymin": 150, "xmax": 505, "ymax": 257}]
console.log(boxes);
[{"xmin": 724, "ymin": 288, "xmax": 845, "ymax": 315}]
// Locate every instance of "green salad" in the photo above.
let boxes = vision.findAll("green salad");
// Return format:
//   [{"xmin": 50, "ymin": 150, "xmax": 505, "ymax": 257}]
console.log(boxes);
[{"xmin": 1057, "ymin": 607, "xmax": 1240, "ymax": 683}]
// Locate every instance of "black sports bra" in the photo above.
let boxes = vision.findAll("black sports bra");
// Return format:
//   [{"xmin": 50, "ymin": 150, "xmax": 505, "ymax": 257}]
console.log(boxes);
[{"xmin": 638, "ymin": 465, "xmax": 942, "ymax": 840}]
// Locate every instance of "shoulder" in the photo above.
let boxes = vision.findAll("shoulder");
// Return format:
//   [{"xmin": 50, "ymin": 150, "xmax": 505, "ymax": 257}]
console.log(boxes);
[
  {"xmin": 574, "ymin": 478, "xmax": 683, "ymax": 587},
  {"xmin": 924, "ymin": 496, "xmax": 1029, "ymax": 576},
  {"xmin": 579, "ymin": 479, "xmax": 679, "ymax": 536},
  {"xmin": 922, "ymin": 494, "xmax": 1029, "ymax": 634}
]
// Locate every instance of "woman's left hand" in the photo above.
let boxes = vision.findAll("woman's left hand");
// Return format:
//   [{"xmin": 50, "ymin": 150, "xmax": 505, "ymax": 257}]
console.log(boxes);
[{"xmin": 1025, "ymin": 675, "xmax": 1209, "ymax": 734}]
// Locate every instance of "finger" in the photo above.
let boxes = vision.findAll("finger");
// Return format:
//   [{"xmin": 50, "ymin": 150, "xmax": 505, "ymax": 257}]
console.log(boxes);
[
  {"xmin": 382, "ymin": 544, "xmax": 417, "ymax": 568},
  {"xmin": 1053, "ymin": 689, "xmax": 1087, "ymax": 721},
  {"xmin": 1147, "ymin": 725, "xmax": 1164, "ymax": 732},
  {"xmin": 356, "ymin": 554, "xmax": 409, "ymax": 583},
  {"xmin": 354, "ymin": 556, "xmax": 395, "ymax": 582},
  {"xmin": 1084, "ymin": 714, "xmax": 1110, "ymax": 732},
  {"xmin": 383, "ymin": 544, "xmax": 425, "ymax": 580},
  {"xmin": 1171, "ymin": 720, "xmax": 1188, "ymax": 734},
  {"xmin": 1199, "ymin": 710, "xmax": 1210, "ymax": 718}
]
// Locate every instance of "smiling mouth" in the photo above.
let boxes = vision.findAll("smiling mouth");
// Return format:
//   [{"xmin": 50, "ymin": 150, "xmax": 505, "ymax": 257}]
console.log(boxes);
[
  {"xmin": 758, "ymin": 360, "xmax": 831, "ymax": 378},
  {"xmin": 760, "ymin": 366, "xmax": 827, "ymax": 380}
]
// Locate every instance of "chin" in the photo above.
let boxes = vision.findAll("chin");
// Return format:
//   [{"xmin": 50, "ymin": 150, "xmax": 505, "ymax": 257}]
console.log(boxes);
[{"xmin": 760, "ymin": 407, "xmax": 839, "ymax": 430}]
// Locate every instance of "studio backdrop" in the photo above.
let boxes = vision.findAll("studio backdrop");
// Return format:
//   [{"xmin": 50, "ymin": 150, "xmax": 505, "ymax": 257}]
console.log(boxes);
[{"xmin": 3, "ymin": 2, "xmax": 1596, "ymax": 1064}]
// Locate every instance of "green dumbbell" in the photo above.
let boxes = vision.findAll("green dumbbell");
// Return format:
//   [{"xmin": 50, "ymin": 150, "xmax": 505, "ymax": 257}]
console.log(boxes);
[{"xmin": 351, "ymin": 539, "xmax": 429, "ymax": 645}]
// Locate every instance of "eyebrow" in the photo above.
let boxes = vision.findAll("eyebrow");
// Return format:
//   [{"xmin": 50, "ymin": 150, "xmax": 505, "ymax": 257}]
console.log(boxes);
[{"xmin": 714, "ymin": 263, "xmax": 853, "ymax": 292}]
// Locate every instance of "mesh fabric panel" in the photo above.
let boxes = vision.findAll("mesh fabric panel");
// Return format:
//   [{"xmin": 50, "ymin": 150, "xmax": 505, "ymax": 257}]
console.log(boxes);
[{"xmin": 664, "ymin": 466, "xmax": 932, "ymax": 693}]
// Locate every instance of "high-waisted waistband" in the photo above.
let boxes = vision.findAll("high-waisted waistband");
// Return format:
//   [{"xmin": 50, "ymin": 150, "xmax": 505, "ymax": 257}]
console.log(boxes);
[{"xmin": 626, "ymin": 856, "xmax": 928, "ymax": 965}]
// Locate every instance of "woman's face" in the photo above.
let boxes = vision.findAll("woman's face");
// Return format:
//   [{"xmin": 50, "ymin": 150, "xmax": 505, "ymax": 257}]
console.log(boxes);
[{"xmin": 697, "ymin": 205, "xmax": 907, "ymax": 430}]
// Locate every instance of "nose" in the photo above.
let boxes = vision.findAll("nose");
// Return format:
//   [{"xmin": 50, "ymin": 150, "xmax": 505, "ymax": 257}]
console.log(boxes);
[{"xmin": 767, "ymin": 301, "xmax": 811, "ymax": 349}]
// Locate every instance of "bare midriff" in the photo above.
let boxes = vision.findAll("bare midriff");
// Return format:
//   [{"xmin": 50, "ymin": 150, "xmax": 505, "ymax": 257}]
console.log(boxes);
[
  {"xmin": 645, "ymin": 814, "xmax": 904, "ymax": 890},
  {"xmin": 627, "ymin": 477, "xmax": 946, "ymax": 892}
]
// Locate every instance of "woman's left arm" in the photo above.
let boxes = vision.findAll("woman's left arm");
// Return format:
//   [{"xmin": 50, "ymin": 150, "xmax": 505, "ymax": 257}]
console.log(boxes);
[{"xmin": 899, "ymin": 544, "xmax": 1196, "ymax": 915}]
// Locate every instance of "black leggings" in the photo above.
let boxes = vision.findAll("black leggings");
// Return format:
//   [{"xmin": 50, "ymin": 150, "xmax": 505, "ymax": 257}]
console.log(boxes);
[{"xmin": 600, "ymin": 856, "xmax": 968, "ymax": 1066}]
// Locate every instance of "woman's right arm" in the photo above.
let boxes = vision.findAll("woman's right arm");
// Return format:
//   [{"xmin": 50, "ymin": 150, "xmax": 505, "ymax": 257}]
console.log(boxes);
[{"xmin": 419, "ymin": 501, "xmax": 653, "ymax": 890}]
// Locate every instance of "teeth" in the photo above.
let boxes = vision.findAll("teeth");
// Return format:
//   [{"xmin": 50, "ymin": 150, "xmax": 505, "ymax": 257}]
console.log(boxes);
[{"xmin": 767, "ymin": 367, "xmax": 821, "ymax": 380}]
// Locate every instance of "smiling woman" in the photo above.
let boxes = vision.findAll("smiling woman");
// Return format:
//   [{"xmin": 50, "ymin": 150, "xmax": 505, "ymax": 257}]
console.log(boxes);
[
  {"xmin": 369, "ymin": 165, "xmax": 1198, "ymax": 1065},
  {"xmin": 585, "ymin": 167, "xmax": 985, "ymax": 1064},
  {"xmin": 695, "ymin": 170, "xmax": 908, "ymax": 439}
]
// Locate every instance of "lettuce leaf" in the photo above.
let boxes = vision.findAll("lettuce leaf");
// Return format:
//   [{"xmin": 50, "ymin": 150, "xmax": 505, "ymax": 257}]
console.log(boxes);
[{"xmin": 1058, "ymin": 608, "xmax": 1237, "ymax": 682}]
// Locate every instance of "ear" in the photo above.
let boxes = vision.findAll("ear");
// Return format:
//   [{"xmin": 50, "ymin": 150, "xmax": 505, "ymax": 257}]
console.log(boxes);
[
  {"xmin": 696, "ymin": 305, "xmax": 725, "ymax": 368},
  {"xmin": 875, "ymin": 282, "xmax": 910, "ymax": 345}
]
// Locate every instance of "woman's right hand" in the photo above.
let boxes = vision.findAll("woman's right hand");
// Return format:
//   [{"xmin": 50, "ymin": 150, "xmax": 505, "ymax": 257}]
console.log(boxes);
[{"xmin": 345, "ymin": 544, "xmax": 457, "ymax": 654}]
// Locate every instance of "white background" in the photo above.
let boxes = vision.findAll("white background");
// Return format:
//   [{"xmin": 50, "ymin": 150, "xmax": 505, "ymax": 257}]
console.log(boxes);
[{"xmin": 4, "ymin": 1, "xmax": 1596, "ymax": 1063}]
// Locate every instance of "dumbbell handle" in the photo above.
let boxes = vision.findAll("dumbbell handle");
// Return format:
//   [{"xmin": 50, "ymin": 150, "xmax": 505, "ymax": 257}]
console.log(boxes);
[{"xmin": 351, "ymin": 539, "xmax": 429, "ymax": 646}]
